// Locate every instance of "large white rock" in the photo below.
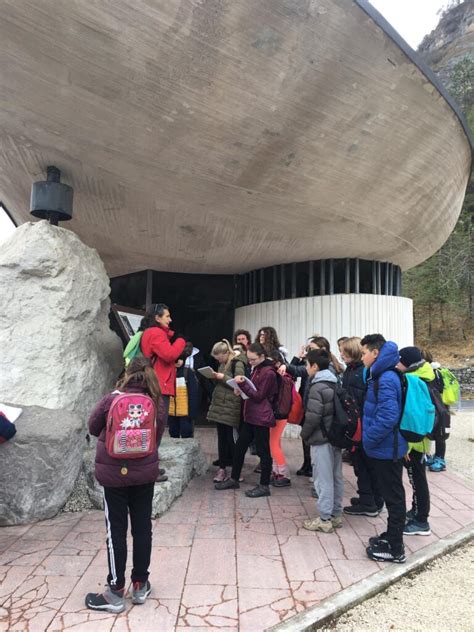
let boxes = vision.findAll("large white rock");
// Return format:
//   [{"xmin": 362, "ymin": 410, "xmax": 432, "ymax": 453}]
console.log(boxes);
[
  {"xmin": 0, "ymin": 405, "xmax": 85, "ymax": 525},
  {"xmin": 0, "ymin": 221, "xmax": 122, "ymax": 419}
]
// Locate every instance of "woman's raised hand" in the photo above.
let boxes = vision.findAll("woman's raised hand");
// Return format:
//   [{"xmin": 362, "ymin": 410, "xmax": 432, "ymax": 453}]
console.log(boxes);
[{"xmin": 277, "ymin": 365, "xmax": 287, "ymax": 376}]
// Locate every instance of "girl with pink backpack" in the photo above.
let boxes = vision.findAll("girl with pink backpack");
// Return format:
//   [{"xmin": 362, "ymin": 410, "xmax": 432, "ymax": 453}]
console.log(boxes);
[{"xmin": 85, "ymin": 357, "xmax": 163, "ymax": 614}]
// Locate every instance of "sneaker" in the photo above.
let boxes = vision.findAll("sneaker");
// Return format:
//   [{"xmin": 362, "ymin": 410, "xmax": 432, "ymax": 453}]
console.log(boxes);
[
  {"xmin": 366, "ymin": 540, "xmax": 406, "ymax": 563},
  {"xmin": 212, "ymin": 458, "xmax": 220, "ymax": 467},
  {"xmin": 215, "ymin": 478, "xmax": 240, "ymax": 491},
  {"xmin": 350, "ymin": 496, "xmax": 361, "ymax": 505},
  {"xmin": 403, "ymin": 519, "xmax": 431, "ymax": 536},
  {"xmin": 156, "ymin": 473, "xmax": 168, "ymax": 483},
  {"xmin": 311, "ymin": 488, "xmax": 318, "ymax": 498},
  {"xmin": 131, "ymin": 580, "xmax": 151, "ymax": 605},
  {"xmin": 85, "ymin": 586, "xmax": 125, "ymax": 613},
  {"xmin": 159, "ymin": 468, "xmax": 166, "ymax": 476},
  {"xmin": 425, "ymin": 454, "xmax": 436, "ymax": 466},
  {"xmin": 245, "ymin": 485, "xmax": 270, "ymax": 498},
  {"xmin": 368, "ymin": 532, "xmax": 389, "ymax": 547},
  {"xmin": 213, "ymin": 468, "xmax": 228, "ymax": 483},
  {"xmin": 405, "ymin": 508, "xmax": 416, "ymax": 524},
  {"xmin": 331, "ymin": 515, "xmax": 343, "ymax": 529},
  {"xmin": 271, "ymin": 475, "xmax": 291, "ymax": 487},
  {"xmin": 296, "ymin": 465, "xmax": 312, "ymax": 477},
  {"xmin": 343, "ymin": 504, "xmax": 380, "ymax": 517},
  {"xmin": 429, "ymin": 457, "xmax": 446, "ymax": 472},
  {"xmin": 302, "ymin": 517, "xmax": 334, "ymax": 533}
]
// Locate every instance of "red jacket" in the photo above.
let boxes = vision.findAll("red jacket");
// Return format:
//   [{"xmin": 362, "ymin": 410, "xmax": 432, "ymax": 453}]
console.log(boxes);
[
  {"xmin": 88, "ymin": 381, "xmax": 165, "ymax": 487},
  {"xmin": 239, "ymin": 360, "xmax": 278, "ymax": 428},
  {"xmin": 141, "ymin": 326, "xmax": 186, "ymax": 396}
]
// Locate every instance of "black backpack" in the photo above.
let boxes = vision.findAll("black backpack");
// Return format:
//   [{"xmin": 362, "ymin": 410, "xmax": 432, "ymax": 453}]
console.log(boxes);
[
  {"xmin": 426, "ymin": 381, "xmax": 451, "ymax": 441},
  {"xmin": 320, "ymin": 383, "xmax": 362, "ymax": 449}
]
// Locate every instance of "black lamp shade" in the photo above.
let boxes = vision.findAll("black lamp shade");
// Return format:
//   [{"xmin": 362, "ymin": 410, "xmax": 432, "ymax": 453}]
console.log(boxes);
[{"xmin": 30, "ymin": 180, "xmax": 73, "ymax": 221}]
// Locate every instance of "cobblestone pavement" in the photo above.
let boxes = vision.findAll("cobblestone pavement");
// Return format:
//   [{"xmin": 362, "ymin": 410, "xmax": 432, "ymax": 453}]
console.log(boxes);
[{"xmin": 0, "ymin": 421, "xmax": 473, "ymax": 631}]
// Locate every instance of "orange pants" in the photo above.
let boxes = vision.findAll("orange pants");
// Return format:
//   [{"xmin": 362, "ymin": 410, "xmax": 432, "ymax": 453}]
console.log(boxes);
[{"xmin": 270, "ymin": 419, "xmax": 289, "ymax": 477}]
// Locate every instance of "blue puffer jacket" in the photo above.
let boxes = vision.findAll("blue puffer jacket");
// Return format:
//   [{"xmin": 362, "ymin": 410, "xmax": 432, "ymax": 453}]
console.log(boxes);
[{"xmin": 362, "ymin": 341, "xmax": 407, "ymax": 460}]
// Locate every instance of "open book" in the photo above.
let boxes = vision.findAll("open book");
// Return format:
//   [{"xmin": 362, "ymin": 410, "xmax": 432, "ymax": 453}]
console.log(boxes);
[{"xmin": 227, "ymin": 377, "xmax": 256, "ymax": 400}]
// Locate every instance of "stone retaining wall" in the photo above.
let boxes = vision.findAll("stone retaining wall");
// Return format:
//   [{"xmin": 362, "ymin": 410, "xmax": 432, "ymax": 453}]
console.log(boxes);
[{"xmin": 450, "ymin": 367, "xmax": 474, "ymax": 395}]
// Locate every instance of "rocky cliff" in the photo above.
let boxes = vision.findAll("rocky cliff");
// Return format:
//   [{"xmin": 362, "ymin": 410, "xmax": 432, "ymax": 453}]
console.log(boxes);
[{"xmin": 418, "ymin": 1, "xmax": 474, "ymax": 88}]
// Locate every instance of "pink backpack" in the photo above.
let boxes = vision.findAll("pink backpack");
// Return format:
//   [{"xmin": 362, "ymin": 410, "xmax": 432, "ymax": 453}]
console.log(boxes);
[{"xmin": 105, "ymin": 392, "xmax": 157, "ymax": 459}]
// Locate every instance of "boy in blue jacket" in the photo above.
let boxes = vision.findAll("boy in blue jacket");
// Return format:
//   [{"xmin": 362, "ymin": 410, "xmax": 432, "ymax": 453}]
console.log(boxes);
[{"xmin": 361, "ymin": 334, "xmax": 407, "ymax": 563}]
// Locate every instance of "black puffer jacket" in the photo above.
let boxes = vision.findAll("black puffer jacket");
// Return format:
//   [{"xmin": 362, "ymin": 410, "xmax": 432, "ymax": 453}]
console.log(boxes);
[{"xmin": 342, "ymin": 362, "xmax": 367, "ymax": 412}]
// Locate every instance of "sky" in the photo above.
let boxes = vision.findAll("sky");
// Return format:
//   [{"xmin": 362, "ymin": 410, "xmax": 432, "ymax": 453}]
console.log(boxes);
[
  {"xmin": 370, "ymin": 0, "xmax": 447, "ymax": 48},
  {"xmin": 0, "ymin": 2, "xmax": 446, "ymax": 244}
]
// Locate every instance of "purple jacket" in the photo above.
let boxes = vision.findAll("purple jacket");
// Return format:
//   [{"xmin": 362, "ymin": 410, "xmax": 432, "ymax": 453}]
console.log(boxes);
[
  {"xmin": 88, "ymin": 381, "xmax": 164, "ymax": 487},
  {"xmin": 239, "ymin": 360, "xmax": 278, "ymax": 428}
]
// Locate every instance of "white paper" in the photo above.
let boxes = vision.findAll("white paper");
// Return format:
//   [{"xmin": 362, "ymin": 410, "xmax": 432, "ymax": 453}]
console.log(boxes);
[
  {"xmin": 0, "ymin": 404, "xmax": 23, "ymax": 423},
  {"xmin": 227, "ymin": 377, "xmax": 256, "ymax": 400},
  {"xmin": 197, "ymin": 366, "xmax": 215, "ymax": 379}
]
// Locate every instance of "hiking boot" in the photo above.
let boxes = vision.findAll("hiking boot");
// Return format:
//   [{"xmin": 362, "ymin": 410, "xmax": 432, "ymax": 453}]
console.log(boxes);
[
  {"xmin": 331, "ymin": 515, "xmax": 343, "ymax": 529},
  {"xmin": 213, "ymin": 468, "xmax": 228, "ymax": 483},
  {"xmin": 405, "ymin": 508, "xmax": 416, "ymax": 524},
  {"xmin": 403, "ymin": 519, "xmax": 431, "ymax": 536},
  {"xmin": 271, "ymin": 475, "xmax": 291, "ymax": 487},
  {"xmin": 296, "ymin": 464, "xmax": 312, "ymax": 476},
  {"xmin": 85, "ymin": 586, "xmax": 125, "ymax": 613},
  {"xmin": 245, "ymin": 485, "xmax": 270, "ymax": 498},
  {"xmin": 429, "ymin": 457, "xmax": 446, "ymax": 472},
  {"xmin": 366, "ymin": 541, "xmax": 406, "ymax": 563},
  {"xmin": 215, "ymin": 478, "xmax": 240, "ymax": 491},
  {"xmin": 131, "ymin": 580, "xmax": 151, "ymax": 605},
  {"xmin": 368, "ymin": 532, "xmax": 389, "ymax": 547},
  {"xmin": 343, "ymin": 504, "xmax": 380, "ymax": 517},
  {"xmin": 303, "ymin": 517, "xmax": 334, "ymax": 533}
]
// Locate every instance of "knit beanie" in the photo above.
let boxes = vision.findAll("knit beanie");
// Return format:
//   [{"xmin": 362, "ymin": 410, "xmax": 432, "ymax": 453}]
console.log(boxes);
[{"xmin": 399, "ymin": 346, "xmax": 423, "ymax": 369}]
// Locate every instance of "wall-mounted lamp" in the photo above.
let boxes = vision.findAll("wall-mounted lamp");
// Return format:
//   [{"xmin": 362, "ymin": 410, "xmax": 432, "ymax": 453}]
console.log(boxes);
[{"xmin": 30, "ymin": 166, "xmax": 73, "ymax": 226}]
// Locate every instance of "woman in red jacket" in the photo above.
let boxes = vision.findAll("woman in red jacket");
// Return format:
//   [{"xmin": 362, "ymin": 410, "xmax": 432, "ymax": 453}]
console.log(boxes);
[
  {"xmin": 215, "ymin": 342, "xmax": 278, "ymax": 498},
  {"xmin": 140, "ymin": 303, "xmax": 186, "ymax": 444}
]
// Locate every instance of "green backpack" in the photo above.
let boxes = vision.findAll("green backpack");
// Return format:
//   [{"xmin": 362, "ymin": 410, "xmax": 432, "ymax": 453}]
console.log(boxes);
[
  {"xmin": 123, "ymin": 331, "xmax": 144, "ymax": 367},
  {"xmin": 436, "ymin": 368, "xmax": 460, "ymax": 406}
]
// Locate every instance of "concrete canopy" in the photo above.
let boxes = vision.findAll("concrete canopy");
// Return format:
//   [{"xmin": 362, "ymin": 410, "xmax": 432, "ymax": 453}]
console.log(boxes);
[{"xmin": 0, "ymin": 0, "xmax": 471, "ymax": 277}]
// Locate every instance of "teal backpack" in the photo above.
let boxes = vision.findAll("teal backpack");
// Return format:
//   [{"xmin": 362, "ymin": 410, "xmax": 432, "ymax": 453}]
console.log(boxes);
[
  {"xmin": 123, "ymin": 331, "xmax": 144, "ymax": 367},
  {"xmin": 375, "ymin": 370, "xmax": 436, "ymax": 444}
]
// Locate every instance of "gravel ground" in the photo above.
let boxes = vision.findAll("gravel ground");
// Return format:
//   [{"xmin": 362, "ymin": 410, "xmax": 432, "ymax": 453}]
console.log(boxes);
[{"xmin": 323, "ymin": 411, "xmax": 474, "ymax": 632}]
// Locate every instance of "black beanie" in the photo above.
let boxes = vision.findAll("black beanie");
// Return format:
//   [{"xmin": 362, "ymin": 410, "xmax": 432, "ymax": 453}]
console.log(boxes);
[{"xmin": 399, "ymin": 346, "xmax": 423, "ymax": 368}]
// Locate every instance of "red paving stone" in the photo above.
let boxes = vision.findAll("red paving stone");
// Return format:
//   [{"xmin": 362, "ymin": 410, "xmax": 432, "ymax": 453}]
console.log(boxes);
[{"xmin": 0, "ymin": 427, "xmax": 473, "ymax": 631}]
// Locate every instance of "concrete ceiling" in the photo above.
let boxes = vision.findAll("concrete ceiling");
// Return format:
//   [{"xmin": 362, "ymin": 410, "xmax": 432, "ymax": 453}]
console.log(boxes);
[{"xmin": 0, "ymin": 0, "xmax": 471, "ymax": 277}]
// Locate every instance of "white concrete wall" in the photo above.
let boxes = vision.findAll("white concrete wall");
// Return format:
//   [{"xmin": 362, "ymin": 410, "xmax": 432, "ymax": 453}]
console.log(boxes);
[{"xmin": 234, "ymin": 294, "xmax": 414, "ymax": 360}]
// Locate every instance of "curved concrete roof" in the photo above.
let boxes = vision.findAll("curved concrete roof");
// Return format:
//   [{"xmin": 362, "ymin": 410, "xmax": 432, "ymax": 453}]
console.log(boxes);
[{"xmin": 0, "ymin": 0, "xmax": 471, "ymax": 276}]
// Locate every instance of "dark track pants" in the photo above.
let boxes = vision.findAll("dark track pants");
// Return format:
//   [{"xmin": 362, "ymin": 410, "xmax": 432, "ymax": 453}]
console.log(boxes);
[
  {"xmin": 372, "ymin": 458, "xmax": 406, "ymax": 553},
  {"xmin": 404, "ymin": 450, "xmax": 430, "ymax": 523},
  {"xmin": 216, "ymin": 422, "xmax": 237, "ymax": 468},
  {"xmin": 353, "ymin": 447, "xmax": 384, "ymax": 508},
  {"xmin": 103, "ymin": 483, "xmax": 154, "ymax": 590}
]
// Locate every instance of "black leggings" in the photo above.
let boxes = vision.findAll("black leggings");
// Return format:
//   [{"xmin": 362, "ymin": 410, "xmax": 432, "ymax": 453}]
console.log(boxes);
[
  {"xmin": 435, "ymin": 437, "xmax": 446, "ymax": 459},
  {"xmin": 232, "ymin": 422, "xmax": 272, "ymax": 486},
  {"xmin": 216, "ymin": 422, "xmax": 237, "ymax": 468}
]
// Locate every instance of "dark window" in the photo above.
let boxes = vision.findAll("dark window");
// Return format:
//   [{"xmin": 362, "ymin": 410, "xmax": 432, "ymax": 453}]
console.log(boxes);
[
  {"xmin": 333, "ymin": 259, "xmax": 346, "ymax": 294},
  {"xmin": 359, "ymin": 260, "xmax": 373, "ymax": 294}
]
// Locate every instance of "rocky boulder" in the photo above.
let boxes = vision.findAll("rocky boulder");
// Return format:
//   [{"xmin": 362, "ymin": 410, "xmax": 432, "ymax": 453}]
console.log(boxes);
[
  {"xmin": 0, "ymin": 405, "xmax": 85, "ymax": 525},
  {"xmin": 0, "ymin": 220, "xmax": 123, "ymax": 421},
  {"xmin": 64, "ymin": 437, "xmax": 208, "ymax": 517}
]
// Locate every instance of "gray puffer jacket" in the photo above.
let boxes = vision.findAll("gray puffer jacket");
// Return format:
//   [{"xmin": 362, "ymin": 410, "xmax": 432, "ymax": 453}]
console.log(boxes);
[
  {"xmin": 207, "ymin": 354, "xmax": 248, "ymax": 428},
  {"xmin": 301, "ymin": 369, "xmax": 337, "ymax": 445}
]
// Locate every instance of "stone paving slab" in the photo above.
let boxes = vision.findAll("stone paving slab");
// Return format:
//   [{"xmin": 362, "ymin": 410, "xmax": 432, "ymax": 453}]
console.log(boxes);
[{"xmin": 0, "ymin": 428, "xmax": 473, "ymax": 631}]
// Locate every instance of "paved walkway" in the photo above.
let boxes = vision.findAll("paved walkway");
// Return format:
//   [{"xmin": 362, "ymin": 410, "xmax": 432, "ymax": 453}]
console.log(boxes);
[{"xmin": 1, "ymin": 428, "xmax": 473, "ymax": 631}]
